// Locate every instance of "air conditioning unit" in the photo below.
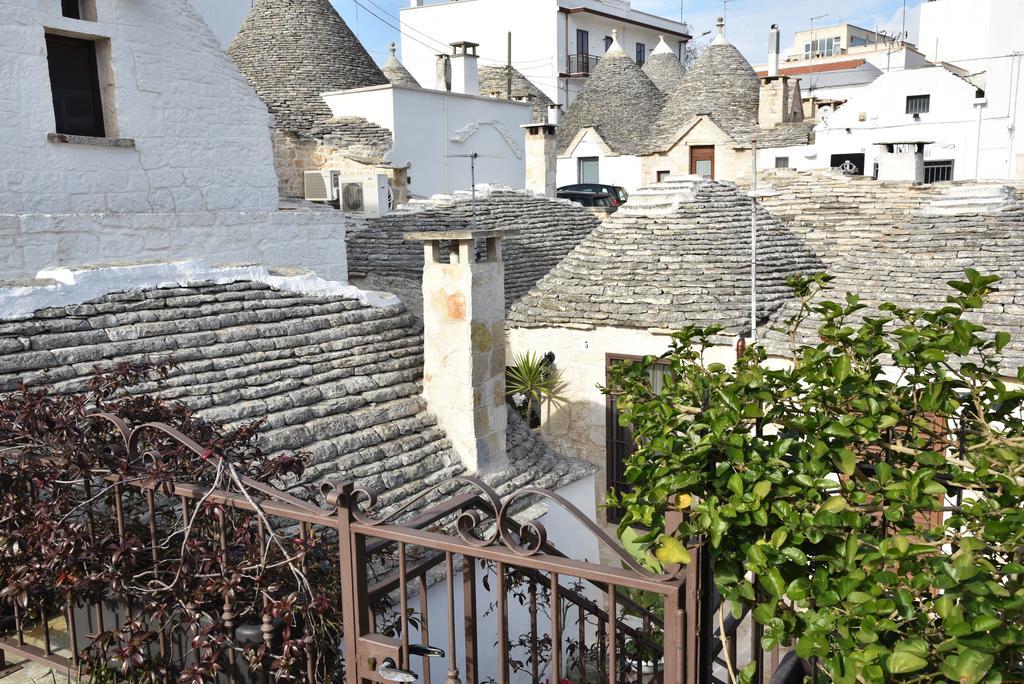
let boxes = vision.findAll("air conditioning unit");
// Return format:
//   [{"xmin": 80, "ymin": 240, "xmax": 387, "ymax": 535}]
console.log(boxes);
[
  {"xmin": 339, "ymin": 174, "xmax": 394, "ymax": 218},
  {"xmin": 304, "ymin": 170, "xmax": 340, "ymax": 202}
]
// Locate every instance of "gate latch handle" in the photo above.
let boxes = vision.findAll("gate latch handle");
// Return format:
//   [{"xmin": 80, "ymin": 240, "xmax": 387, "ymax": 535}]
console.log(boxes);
[
  {"xmin": 408, "ymin": 644, "xmax": 445, "ymax": 658},
  {"xmin": 378, "ymin": 658, "xmax": 417, "ymax": 682}
]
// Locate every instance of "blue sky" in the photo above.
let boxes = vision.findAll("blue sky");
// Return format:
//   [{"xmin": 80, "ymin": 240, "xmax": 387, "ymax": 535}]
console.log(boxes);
[{"xmin": 331, "ymin": 0, "xmax": 921, "ymax": 67}]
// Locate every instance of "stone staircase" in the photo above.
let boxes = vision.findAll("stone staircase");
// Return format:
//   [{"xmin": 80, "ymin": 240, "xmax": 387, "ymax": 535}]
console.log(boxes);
[
  {"xmin": 922, "ymin": 183, "xmax": 1020, "ymax": 215},
  {"xmin": 618, "ymin": 175, "xmax": 703, "ymax": 215}
]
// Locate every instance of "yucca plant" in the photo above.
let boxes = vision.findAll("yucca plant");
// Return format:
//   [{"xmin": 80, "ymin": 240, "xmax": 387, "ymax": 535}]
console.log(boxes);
[{"xmin": 506, "ymin": 351, "xmax": 566, "ymax": 427}]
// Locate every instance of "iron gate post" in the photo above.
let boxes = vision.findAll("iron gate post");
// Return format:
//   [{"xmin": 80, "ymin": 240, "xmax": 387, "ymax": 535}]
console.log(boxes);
[{"xmin": 329, "ymin": 482, "xmax": 370, "ymax": 684}]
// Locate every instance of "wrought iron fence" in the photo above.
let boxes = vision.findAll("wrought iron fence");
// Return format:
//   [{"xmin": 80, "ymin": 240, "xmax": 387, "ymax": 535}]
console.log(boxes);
[{"xmin": 0, "ymin": 415, "xmax": 784, "ymax": 683}]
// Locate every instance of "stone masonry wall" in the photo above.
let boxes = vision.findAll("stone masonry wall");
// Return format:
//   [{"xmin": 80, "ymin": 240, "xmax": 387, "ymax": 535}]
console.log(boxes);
[
  {"xmin": 271, "ymin": 131, "xmax": 408, "ymax": 204},
  {"xmin": 640, "ymin": 118, "xmax": 752, "ymax": 184},
  {"xmin": 2, "ymin": 0, "xmax": 279, "ymax": 215}
]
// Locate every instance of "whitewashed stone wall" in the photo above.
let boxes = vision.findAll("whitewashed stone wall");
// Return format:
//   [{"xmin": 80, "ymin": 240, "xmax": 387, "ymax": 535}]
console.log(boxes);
[
  {"xmin": 2, "ymin": 0, "xmax": 350, "ymax": 283},
  {"xmin": 0, "ymin": 209, "xmax": 348, "ymax": 283},
  {"xmin": 271, "ymin": 131, "xmax": 409, "ymax": 205},
  {"xmin": 2, "ymin": 0, "xmax": 279, "ymax": 215}
]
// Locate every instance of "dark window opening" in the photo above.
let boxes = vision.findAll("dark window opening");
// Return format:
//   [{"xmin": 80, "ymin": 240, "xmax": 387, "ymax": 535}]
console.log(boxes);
[
  {"xmin": 604, "ymin": 36, "xmax": 613, "ymax": 52},
  {"xmin": 61, "ymin": 0, "xmax": 81, "ymax": 19},
  {"xmin": 657, "ymin": 170, "xmax": 671, "ymax": 182},
  {"xmin": 906, "ymin": 94, "xmax": 930, "ymax": 114},
  {"xmin": 635, "ymin": 42, "xmax": 646, "ymax": 66},
  {"xmin": 576, "ymin": 28, "xmax": 589, "ymax": 57},
  {"xmin": 45, "ymin": 34, "xmax": 105, "ymax": 138},
  {"xmin": 924, "ymin": 160, "xmax": 955, "ymax": 183},
  {"xmin": 775, "ymin": 156, "xmax": 790, "ymax": 169},
  {"xmin": 606, "ymin": 356, "xmax": 672, "ymax": 523}
]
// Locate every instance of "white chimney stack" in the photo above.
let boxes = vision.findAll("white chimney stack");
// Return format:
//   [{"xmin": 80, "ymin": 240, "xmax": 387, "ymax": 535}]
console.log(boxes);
[
  {"xmin": 450, "ymin": 41, "xmax": 480, "ymax": 96},
  {"xmin": 405, "ymin": 228, "xmax": 518, "ymax": 474},
  {"xmin": 768, "ymin": 24, "xmax": 781, "ymax": 78},
  {"xmin": 546, "ymin": 104, "xmax": 562, "ymax": 126}
]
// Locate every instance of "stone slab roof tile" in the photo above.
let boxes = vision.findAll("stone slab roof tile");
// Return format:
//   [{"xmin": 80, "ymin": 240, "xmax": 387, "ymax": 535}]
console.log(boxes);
[
  {"xmin": 346, "ymin": 188, "xmax": 601, "ymax": 309},
  {"xmin": 758, "ymin": 175, "xmax": 1024, "ymax": 373},
  {"xmin": 382, "ymin": 43, "xmax": 421, "ymax": 88},
  {"xmin": 507, "ymin": 180, "xmax": 825, "ymax": 335},
  {"xmin": 557, "ymin": 49, "xmax": 665, "ymax": 155},
  {"xmin": 0, "ymin": 282, "xmax": 592, "ymax": 520},
  {"xmin": 653, "ymin": 40, "xmax": 761, "ymax": 147},
  {"xmin": 479, "ymin": 66, "xmax": 554, "ymax": 123}
]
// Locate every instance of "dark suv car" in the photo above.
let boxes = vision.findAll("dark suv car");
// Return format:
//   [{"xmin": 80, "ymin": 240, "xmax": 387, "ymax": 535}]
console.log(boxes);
[
  {"xmin": 557, "ymin": 183, "xmax": 629, "ymax": 206},
  {"xmin": 556, "ymin": 190, "xmax": 615, "ymax": 209}
]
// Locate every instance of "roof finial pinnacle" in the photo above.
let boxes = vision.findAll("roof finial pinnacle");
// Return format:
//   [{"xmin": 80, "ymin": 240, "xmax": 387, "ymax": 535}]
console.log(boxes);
[
  {"xmin": 389, "ymin": 42, "xmax": 397, "ymax": 58},
  {"xmin": 607, "ymin": 28, "xmax": 624, "ymax": 54},
  {"xmin": 710, "ymin": 16, "xmax": 730, "ymax": 45}
]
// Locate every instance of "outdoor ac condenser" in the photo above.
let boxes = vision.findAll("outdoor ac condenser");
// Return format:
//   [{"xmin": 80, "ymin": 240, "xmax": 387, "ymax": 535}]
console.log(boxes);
[
  {"xmin": 339, "ymin": 174, "xmax": 394, "ymax": 218},
  {"xmin": 303, "ymin": 170, "xmax": 341, "ymax": 203}
]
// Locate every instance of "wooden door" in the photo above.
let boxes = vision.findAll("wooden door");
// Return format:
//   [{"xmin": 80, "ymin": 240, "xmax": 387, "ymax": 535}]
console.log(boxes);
[{"xmin": 690, "ymin": 145, "xmax": 715, "ymax": 179}]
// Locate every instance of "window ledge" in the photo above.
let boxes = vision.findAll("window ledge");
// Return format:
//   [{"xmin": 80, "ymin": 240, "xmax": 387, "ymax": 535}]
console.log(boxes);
[{"xmin": 46, "ymin": 133, "xmax": 135, "ymax": 148}]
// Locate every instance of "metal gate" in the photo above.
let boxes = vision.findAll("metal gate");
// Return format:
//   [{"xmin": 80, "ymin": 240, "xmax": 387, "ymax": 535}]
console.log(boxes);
[
  {"xmin": 330, "ymin": 477, "xmax": 699, "ymax": 684},
  {"xmin": 0, "ymin": 417, "xmax": 784, "ymax": 683}
]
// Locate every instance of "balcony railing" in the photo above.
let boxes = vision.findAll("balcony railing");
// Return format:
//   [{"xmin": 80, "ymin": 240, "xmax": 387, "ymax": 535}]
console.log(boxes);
[{"xmin": 566, "ymin": 52, "xmax": 600, "ymax": 75}]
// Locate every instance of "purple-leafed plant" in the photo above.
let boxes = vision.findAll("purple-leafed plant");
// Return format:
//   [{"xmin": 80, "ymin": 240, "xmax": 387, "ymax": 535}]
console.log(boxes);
[{"xmin": 0, "ymin": 361, "xmax": 354, "ymax": 683}]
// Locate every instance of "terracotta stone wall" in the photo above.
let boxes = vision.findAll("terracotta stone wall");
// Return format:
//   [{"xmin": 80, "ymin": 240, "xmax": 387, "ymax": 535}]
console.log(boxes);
[{"xmin": 271, "ymin": 130, "xmax": 408, "ymax": 203}]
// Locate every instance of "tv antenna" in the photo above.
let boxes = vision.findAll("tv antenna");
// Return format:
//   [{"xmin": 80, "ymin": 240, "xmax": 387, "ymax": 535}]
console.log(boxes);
[{"xmin": 445, "ymin": 153, "xmax": 503, "ymax": 226}]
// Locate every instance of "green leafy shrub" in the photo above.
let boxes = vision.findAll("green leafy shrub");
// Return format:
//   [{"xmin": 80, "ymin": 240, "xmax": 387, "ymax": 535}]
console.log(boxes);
[
  {"xmin": 605, "ymin": 270, "xmax": 1024, "ymax": 683},
  {"xmin": 506, "ymin": 351, "xmax": 566, "ymax": 426}
]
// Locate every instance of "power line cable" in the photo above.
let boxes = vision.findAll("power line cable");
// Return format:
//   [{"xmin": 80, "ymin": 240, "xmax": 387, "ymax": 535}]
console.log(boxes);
[{"xmin": 346, "ymin": 0, "xmax": 557, "ymax": 68}]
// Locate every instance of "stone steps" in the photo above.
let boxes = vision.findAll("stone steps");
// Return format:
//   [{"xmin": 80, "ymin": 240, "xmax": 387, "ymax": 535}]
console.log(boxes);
[{"xmin": 922, "ymin": 184, "xmax": 1019, "ymax": 215}]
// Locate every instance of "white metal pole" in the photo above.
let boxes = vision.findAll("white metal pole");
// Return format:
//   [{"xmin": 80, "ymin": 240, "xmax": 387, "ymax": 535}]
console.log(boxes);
[
  {"xmin": 750, "ymin": 139, "xmax": 758, "ymax": 342},
  {"xmin": 470, "ymin": 153, "xmax": 477, "ymax": 226}
]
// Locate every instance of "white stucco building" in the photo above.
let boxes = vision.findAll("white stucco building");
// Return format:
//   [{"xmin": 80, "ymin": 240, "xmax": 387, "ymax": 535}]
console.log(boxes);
[
  {"xmin": 752, "ymin": 23, "xmax": 930, "ymax": 110},
  {"xmin": 918, "ymin": 0, "xmax": 1024, "ymax": 179},
  {"xmin": 795, "ymin": 65, "xmax": 991, "ymax": 181},
  {"xmin": 766, "ymin": 0, "xmax": 1024, "ymax": 182},
  {"xmin": 2, "ymin": 0, "xmax": 347, "ymax": 282},
  {"xmin": 400, "ymin": 0, "xmax": 691, "ymax": 109}
]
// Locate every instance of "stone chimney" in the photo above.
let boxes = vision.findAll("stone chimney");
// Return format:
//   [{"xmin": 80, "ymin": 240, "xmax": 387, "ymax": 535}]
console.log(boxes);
[
  {"xmin": 435, "ymin": 53, "xmax": 452, "ymax": 91},
  {"xmin": 759, "ymin": 26, "xmax": 797, "ymax": 129},
  {"xmin": 523, "ymin": 120, "xmax": 558, "ymax": 197},
  {"xmin": 767, "ymin": 24, "xmax": 780, "ymax": 77},
  {"xmin": 405, "ymin": 229, "xmax": 518, "ymax": 474},
  {"xmin": 450, "ymin": 41, "xmax": 480, "ymax": 96},
  {"xmin": 876, "ymin": 142, "xmax": 928, "ymax": 183}
]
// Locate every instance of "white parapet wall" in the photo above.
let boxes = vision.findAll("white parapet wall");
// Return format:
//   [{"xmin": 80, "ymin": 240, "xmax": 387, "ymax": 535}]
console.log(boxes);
[
  {"xmin": 0, "ymin": 260, "xmax": 400, "ymax": 321},
  {"xmin": 0, "ymin": 208, "xmax": 349, "ymax": 284}
]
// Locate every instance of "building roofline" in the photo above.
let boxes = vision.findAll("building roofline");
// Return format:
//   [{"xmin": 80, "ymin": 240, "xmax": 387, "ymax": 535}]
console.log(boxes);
[
  {"xmin": 557, "ymin": 6, "xmax": 692, "ymax": 40},
  {"xmin": 322, "ymin": 82, "xmax": 534, "ymax": 106},
  {"xmin": 755, "ymin": 58, "xmax": 868, "ymax": 77}
]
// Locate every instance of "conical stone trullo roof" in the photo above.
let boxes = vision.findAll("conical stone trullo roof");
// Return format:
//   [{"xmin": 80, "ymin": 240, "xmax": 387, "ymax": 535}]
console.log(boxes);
[
  {"xmin": 653, "ymin": 18, "xmax": 761, "ymax": 147},
  {"xmin": 508, "ymin": 180, "xmax": 825, "ymax": 335},
  {"xmin": 642, "ymin": 36, "xmax": 687, "ymax": 94},
  {"xmin": 557, "ymin": 31, "xmax": 666, "ymax": 155},
  {"xmin": 382, "ymin": 43, "xmax": 421, "ymax": 88},
  {"xmin": 478, "ymin": 66, "xmax": 554, "ymax": 122},
  {"xmin": 229, "ymin": 0, "xmax": 389, "ymax": 135}
]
